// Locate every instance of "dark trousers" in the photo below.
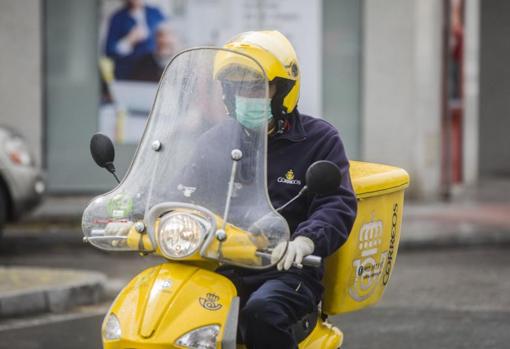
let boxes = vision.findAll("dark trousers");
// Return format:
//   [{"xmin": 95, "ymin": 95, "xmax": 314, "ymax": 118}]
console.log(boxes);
[{"xmin": 220, "ymin": 269, "xmax": 318, "ymax": 349}]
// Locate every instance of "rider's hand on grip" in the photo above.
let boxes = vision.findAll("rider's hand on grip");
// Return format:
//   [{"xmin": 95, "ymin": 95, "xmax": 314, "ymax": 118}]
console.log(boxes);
[
  {"xmin": 271, "ymin": 236, "xmax": 315, "ymax": 271},
  {"xmin": 105, "ymin": 221, "xmax": 133, "ymax": 247}
]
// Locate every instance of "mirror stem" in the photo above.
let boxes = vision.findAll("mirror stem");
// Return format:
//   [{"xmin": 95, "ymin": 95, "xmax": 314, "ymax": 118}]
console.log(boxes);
[
  {"xmin": 275, "ymin": 186, "xmax": 308, "ymax": 212},
  {"xmin": 110, "ymin": 171, "xmax": 120, "ymax": 184},
  {"xmin": 105, "ymin": 162, "xmax": 120, "ymax": 184},
  {"xmin": 221, "ymin": 150, "xmax": 242, "ymax": 230}
]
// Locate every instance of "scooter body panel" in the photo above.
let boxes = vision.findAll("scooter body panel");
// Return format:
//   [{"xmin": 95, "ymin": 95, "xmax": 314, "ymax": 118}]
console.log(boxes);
[
  {"xmin": 103, "ymin": 262, "xmax": 343, "ymax": 349},
  {"xmin": 103, "ymin": 262, "xmax": 237, "ymax": 348},
  {"xmin": 297, "ymin": 320, "xmax": 343, "ymax": 349},
  {"xmin": 235, "ymin": 319, "xmax": 342, "ymax": 349}
]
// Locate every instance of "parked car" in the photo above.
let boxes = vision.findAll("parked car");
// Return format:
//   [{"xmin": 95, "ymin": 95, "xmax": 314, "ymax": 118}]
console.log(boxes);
[{"xmin": 0, "ymin": 126, "xmax": 45, "ymax": 237}]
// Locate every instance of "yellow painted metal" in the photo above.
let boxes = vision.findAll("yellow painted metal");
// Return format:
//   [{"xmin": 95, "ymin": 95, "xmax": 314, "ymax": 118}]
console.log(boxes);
[
  {"xmin": 239, "ymin": 318, "xmax": 343, "ymax": 349},
  {"xmin": 322, "ymin": 161, "xmax": 410, "ymax": 315},
  {"xmin": 204, "ymin": 215, "xmax": 268, "ymax": 265},
  {"xmin": 102, "ymin": 262, "xmax": 237, "ymax": 348},
  {"xmin": 126, "ymin": 226, "xmax": 154, "ymax": 251},
  {"xmin": 298, "ymin": 319, "xmax": 343, "ymax": 349},
  {"xmin": 349, "ymin": 161, "xmax": 410, "ymax": 199},
  {"xmin": 102, "ymin": 254, "xmax": 344, "ymax": 349}
]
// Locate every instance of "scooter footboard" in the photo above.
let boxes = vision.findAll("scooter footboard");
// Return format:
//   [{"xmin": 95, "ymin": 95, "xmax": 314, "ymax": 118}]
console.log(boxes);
[{"xmin": 103, "ymin": 263, "xmax": 239, "ymax": 348}]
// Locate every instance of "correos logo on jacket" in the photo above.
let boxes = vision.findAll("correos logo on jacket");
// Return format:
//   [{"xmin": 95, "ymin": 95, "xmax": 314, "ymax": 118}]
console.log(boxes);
[{"xmin": 277, "ymin": 169, "xmax": 302, "ymax": 185}]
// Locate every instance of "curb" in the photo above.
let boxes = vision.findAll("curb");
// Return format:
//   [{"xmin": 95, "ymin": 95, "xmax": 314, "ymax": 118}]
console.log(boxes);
[
  {"xmin": 399, "ymin": 226, "xmax": 510, "ymax": 250},
  {"xmin": 0, "ymin": 267, "xmax": 107, "ymax": 318}
]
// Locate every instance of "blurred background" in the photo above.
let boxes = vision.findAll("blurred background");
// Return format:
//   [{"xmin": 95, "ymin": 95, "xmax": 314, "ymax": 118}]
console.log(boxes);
[{"xmin": 0, "ymin": 0, "xmax": 509, "ymax": 348}]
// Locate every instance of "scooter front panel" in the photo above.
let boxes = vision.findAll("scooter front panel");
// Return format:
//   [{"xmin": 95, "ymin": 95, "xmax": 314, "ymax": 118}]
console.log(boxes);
[{"xmin": 103, "ymin": 262, "xmax": 237, "ymax": 348}]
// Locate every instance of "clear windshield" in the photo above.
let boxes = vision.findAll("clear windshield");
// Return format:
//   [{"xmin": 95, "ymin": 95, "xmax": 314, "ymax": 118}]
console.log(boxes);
[{"xmin": 82, "ymin": 48, "xmax": 290, "ymax": 268}]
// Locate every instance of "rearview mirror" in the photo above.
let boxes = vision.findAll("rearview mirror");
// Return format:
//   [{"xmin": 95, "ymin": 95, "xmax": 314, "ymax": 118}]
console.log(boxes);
[
  {"xmin": 90, "ymin": 133, "xmax": 119, "ymax": 183},
  {"xmin": 305, "ymin": 160, "xmax": 342, "ymax": 196}
]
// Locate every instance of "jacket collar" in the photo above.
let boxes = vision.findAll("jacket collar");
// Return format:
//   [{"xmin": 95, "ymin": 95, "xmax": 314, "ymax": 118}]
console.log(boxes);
[{"xmin": 270, "ymin": 110, "xmax": 307, "ymax": 143}]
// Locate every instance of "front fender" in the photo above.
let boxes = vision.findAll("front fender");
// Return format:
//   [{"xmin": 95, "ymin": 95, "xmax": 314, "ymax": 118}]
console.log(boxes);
[{"xmin": 104, "ymin": 262, "xmax": 238, "ymax": 348}]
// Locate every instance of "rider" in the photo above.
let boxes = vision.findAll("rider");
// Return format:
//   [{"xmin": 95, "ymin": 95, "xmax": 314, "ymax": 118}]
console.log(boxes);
[
  {"xmin": 214, "ymin": 31, "xmax": 357, "ymax": 349},
  {"xmin": 106, "ymin": 30, "xmax": 357, "ymax": 349}
]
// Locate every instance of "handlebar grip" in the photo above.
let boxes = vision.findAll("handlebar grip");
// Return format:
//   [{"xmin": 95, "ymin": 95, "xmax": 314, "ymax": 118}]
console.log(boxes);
[
  {"xmin": 302, "ymin": 255, "xmax": 322, "ymax": 268},
  {"xmin": 256, "ymin": 251, "xmax": 322, "ymax": 269}
]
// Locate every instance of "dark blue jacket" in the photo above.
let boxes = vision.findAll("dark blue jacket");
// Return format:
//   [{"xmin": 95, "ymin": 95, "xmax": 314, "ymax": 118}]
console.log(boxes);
[
  {"xmin": 268, "ymin": 113, "xmax": 357, "ymax": 258},
  {"xmin": 217, "ymin": 112, "xmax": 358, "ymax": 297},
  {"xmin": 104, "ymin": 6, "xmax": 165, "ymax": 80}
]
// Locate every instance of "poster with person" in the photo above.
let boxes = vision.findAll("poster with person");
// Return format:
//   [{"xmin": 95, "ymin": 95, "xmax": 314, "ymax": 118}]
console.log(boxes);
[{"xmin": 98, "ymin": 0, "xmax": 321, "ymax": 144}]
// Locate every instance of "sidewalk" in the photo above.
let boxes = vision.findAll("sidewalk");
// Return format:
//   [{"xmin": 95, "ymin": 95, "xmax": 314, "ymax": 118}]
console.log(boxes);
[
  {"xmin": 403, "ymin": 200, "xmax": 510, "ymax": 248},
  {"xmin": 0, "ymin": 267, "xmax": 105, "ymax": 318},
  {"xmin": 2, "ymin": 180, "xmax": 509, "ymax": 318},
  {"xmin": 1, "ymin": 196, "xmax": 102, "ymax": 319},
  {"xmin": 403, "ymin": 178, "xmax": 510, "ymax": 248}
]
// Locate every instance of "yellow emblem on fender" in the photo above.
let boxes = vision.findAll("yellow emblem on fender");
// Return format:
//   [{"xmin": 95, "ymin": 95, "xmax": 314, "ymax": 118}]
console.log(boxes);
[{"xmin": 285, "ymin": 170, "xmax": 295, "ymax": 180}]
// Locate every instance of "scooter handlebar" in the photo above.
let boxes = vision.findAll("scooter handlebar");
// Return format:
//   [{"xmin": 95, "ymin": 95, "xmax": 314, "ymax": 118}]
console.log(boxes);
[
  {"xmin": 301, "ymin": 255, "xmax": 322, "ymax": 268},
  {"xmin": 256, "ymin": 252, "xmax": 322, "ymax": 269}
]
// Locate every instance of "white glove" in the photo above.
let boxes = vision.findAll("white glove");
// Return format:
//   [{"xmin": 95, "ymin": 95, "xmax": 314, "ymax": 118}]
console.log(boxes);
[
  {"xmin": 271, "ymin": 236, "xmax": 315, "ymax": 271},
  {"xmin": 105, "ymin": 221, "xmax": 133, "ymax": 247},
  {"xmin": 105, "ymin": 221, "xmax": 133, "ymax": 236}
]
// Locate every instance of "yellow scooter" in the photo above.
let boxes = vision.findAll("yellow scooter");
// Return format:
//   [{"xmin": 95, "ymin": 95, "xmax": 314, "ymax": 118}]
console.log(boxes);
[{"xmin": 83, "ymin": 47, "xmax": 409, "ymax": 349}]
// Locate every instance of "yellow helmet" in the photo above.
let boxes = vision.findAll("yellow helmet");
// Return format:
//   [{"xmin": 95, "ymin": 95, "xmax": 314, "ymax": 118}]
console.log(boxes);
[{"xmin": 214, "ymin": 30, "xmax": 300, "ymax": 114}]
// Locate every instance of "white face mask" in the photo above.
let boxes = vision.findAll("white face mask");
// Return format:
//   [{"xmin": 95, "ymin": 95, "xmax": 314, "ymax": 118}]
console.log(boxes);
[{"xmin": 235, "ymin": 96, "xmax": 273, "ymax": 129}]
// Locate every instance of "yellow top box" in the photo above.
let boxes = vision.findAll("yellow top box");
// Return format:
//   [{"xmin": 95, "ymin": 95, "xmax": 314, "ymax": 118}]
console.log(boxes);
[
  {"xmin": 322, "ymin": 161, "xmax": 409, "ymax": 315},
  {"xmin": 350, "ymin": 160, "xmax": 410, "ymax": 199}
]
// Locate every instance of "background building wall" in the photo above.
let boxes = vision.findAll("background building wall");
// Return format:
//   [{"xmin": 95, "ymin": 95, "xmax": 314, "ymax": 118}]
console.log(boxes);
[
  {"xmin": 362, "ymin": 0, "xmax": 443, "ymax": 199},
  {"xmin": 45, "ymin": 0, "xmax": 119, "ymax": 193},
  {"xmin": 0, "ymin": 0, "xmax": 42, "ymax": 166},
  {"xmin": 322, "ymin": 0, "xmax": 361, "ymax": 160},
  {"xmin": 463, "ymin": 0, "xmax": 480, "ymax": 185},
  {"xmin": 479, "ymin": 0, "xmax": 510, "ymax": 177}
]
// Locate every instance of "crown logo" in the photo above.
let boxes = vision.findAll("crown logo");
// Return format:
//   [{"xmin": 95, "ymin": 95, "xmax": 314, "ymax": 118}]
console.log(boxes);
[
  {"xmin": 285, "ymin": 170, "xmax": 295, "ymax": 180},
  {"xmin": 358, "ymin": 217, "xmax": 383, "ymax": 252},
  {"xmin": 199, "ymin": 293, "xmax": 222, "ymax": 311},
  {"xmin": 206, "ymin": 293, "xmax": 219, "ymax": 302},
  {"xmin": 349, "ymin": 214, "xmax": 387, "ymax": 302}
]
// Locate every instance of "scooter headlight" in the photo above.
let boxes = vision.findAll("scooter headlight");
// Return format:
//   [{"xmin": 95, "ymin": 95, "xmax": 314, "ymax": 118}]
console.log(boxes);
[
  {"xmin": 157, "ymin": 212, "xmax": 207, "ymax": 258},
  {"xmin": 176, "ymin": 325, "xmax": 220, "ymax": 349},
  {"xmin": 102, "ymin": 313, "xmax": 121, "ymax": 341}
]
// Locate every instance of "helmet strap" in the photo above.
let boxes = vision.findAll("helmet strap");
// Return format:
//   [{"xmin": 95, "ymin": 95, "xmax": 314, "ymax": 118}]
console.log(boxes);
[
  {"xmin": 270, "ymin": 77, "xmax": 295, "ymax": 136},
  {"xmin": 275, "ymin": 113, "xmax": 287, "ymax": 135}
]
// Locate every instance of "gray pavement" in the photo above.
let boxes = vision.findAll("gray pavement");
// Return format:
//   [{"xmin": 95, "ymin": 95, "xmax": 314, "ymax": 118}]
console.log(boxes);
[{"xmin": 0, "ymin": 246, "xmax": 509, "ymax": 348}]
